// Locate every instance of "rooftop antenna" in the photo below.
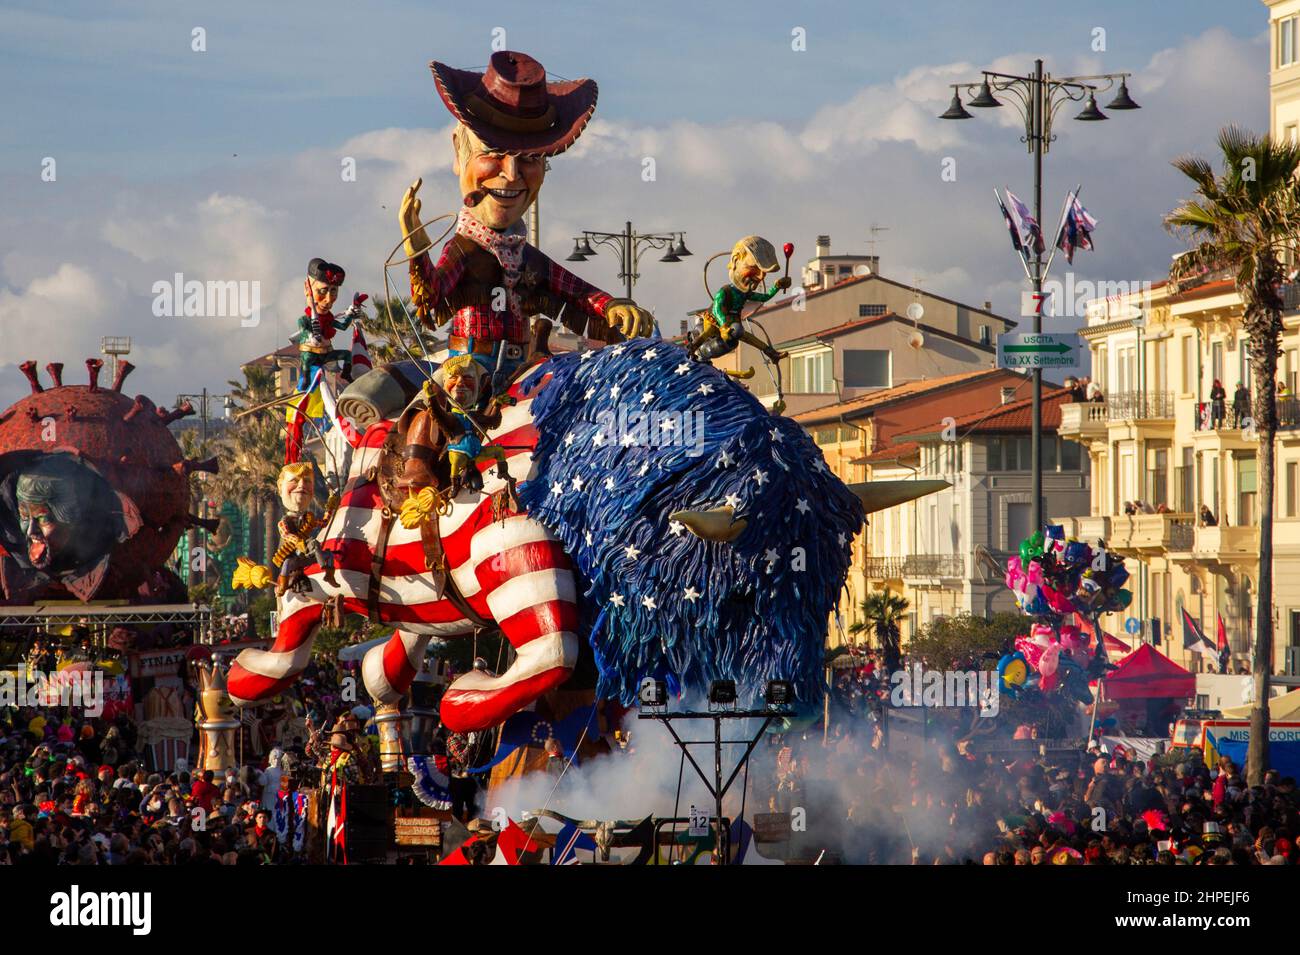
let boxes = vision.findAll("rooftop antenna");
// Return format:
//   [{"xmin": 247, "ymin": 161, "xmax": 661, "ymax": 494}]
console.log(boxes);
[{"xmin": 867, "ymin": 223, "xmax": 889, "ymax": 260}]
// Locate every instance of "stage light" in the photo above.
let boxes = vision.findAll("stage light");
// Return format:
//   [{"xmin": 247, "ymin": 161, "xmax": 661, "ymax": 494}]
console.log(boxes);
[
  {"xmin": 708, "ymin": 679, "xmax": 737, "ymax": 707},
  {"xmin": 638, "ymin": 677, "xmax": 668, "ymax": 708},
  {"xmin": 765, "ymin": 680, "xmax": 794, "ymax": 707}
]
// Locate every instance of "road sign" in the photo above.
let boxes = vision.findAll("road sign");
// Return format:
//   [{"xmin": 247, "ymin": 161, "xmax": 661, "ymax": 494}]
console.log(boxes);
[
  {"xmin": 1020, "ymin": 290, "xmax": 1056, "ymax": 318},
  {"xmin": 997, "ymin": 332, "xmax": 1080, "ymax": 370},
  {"xmin": 1125, "ymin": 617, "xmax": 1141, "ymax": 636}
]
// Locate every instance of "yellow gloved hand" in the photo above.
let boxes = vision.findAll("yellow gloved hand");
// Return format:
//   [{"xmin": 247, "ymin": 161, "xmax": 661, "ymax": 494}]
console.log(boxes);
[
  {"xmin": 399, "ymin": 487, "xmax": 439, "ymax": 529},
  {"xmin": 604, "ymin": 299, "xmax": 656, "ymax": 339},
  {"xmin": 399, "ymin": 177, "xmax": 433, "ymax": 259},
  {"xmin": 232, "ymin": 556, "xmax": 274, "ymax": 590}
]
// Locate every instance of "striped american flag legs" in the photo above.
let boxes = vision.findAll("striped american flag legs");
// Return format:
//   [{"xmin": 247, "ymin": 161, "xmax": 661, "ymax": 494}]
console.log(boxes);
[{"xmin": 228, "ymin": 363, "xmax": 579, "ymax": 733}]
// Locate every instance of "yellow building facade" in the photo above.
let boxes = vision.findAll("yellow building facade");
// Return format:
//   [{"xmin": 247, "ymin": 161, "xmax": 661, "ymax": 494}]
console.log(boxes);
[{"xmin": 1058, "ymin": 275, "xmax": 1300, "ymax": 676}]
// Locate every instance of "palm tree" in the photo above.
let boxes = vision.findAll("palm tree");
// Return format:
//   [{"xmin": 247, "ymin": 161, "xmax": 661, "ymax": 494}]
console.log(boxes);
[
  {"xmin": 356, "ymin": 297, "xmax": 441, "ymax": 365},
  {"xmin": 1166, "ymin": 125, "xmax": 1300, "ymax": 784},
  {"xmin": 852, "ymin": 590, "xmax": 910, "ymax": 675},
  {"xmin": 211, "ymin": 366, "xmax": 286, "ymax": 566}
]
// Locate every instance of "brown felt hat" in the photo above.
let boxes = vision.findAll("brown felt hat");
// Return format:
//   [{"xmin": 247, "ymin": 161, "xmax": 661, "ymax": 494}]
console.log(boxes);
[{"xmin": 430, "ymin": 51, "xmax": 598, "ymax": 157}]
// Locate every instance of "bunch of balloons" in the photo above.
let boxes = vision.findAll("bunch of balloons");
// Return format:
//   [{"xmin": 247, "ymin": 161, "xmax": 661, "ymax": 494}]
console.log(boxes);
[
  {"xmin": 1004, "ymin": 525, "xmax": 1131, "ymax": 621},
  {"xmin": 997, "ymin": 525, "xmax": 1130, "ymax": 704}
]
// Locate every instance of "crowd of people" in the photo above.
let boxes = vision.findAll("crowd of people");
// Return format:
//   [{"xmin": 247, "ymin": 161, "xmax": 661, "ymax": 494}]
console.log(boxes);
[
  {"xmin": 0, "ymin": 652, "xmax": 386, "ymax": 866},
  {"xmin": 754, "ymin": 651, "xmax": 1297, "ymax": 865}
]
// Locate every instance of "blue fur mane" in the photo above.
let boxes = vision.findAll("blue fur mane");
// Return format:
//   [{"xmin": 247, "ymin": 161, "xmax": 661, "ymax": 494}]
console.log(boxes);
[{"xmin": 517, "ymin": 339, "xmax": 864, "ymax": 707}]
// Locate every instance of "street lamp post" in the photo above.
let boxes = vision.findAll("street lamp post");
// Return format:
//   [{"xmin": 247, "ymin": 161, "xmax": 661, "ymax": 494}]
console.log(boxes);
[
  {"xmin": 941, "ymin": 60, "xmax": 1140, "ymax": 533},
  {"xmin": 177, "ymin": 388, "xmax": 234, "ymax": 586},
  {"xmin": 567, "ymin": 222, "xmax": 691, "ymax": 311}
]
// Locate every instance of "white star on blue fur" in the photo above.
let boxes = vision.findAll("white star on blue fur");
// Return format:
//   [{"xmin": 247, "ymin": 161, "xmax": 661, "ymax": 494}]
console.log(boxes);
[
  {"xmin": 669, "ymin": 520, "xmax": 685, "ymax": 536},
  {"xmin": 675, "ymin": 363, "xmax": 692, "ymax": 375},
  {"xmin": 571, "ymin": 475, "xmax": 585, "ymax": 491},
  {"xmin": 682, "ymin": 586, "xmax": 701, "ymax": 603},
  {"xmin": 753, "ymin": 469, "xmax": 769, "ymax": 487},
  {"xmin": 725, "ymin": 493, "xmax": 742, "ymax": 509},
  {"xmin": 641, "ymin": 390, "xmax": 655, "ymax": 405},
  {"xmin": 716, "ymin": 449, "xmax": 734, "ymax": 468},
  {"xmin": 796, "ymin": 498, "xmax": 810, "ymax": 514},
  {"xmin": 641, "ymin": 595, "xmax": 657, "ymax": 611},
  {"xmin": 698, "ymin": 383, "xmax": 714, "ymax": 396},
  {"xmin": 550, "ymin": 481, "xmax": 564, "ymax": 497},
  {"xmin": 624, "ymin": 544, "xmax": 641, "ymax": 560},
  {"xmin": 609, "ymin": 592, "xmax": 625, "ymax": 607},
  {"xmin": 642, "ymin": 348, "xmax": 657, "ymax": 361}
]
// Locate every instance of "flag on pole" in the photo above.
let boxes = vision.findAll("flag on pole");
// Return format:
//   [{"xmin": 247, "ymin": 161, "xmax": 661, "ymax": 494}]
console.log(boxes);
[
  {"xmin": 1181, "ymin": 608, "xmax": 1217, "ymax": 660},
  {"xmin": 351, "ymin": 324, "xmax": 372, "ymax": 376},
  {"xmin": 1216, "ymin": 613, "xmax": 1231, "ymax": 674},
  {"xmin": 995, "ymin": 189, "xmax": 1025, "ymax": 255},
  {"xmin": 1055, "ymin": 189, "xmax": 1098, "ymax": 265},
  {"xmin": 1216, "ymin": 613, "xmax": 1228, "ymax": 650},
  {"xmin": 1004, "ymin": 188, "xmax": 1045, "ymax": 255},
  {"xmin": 318, "ymin": 374, "xmax": 362, "ymax": 450},
  {"xmin": 284, "ymin": 367, "xmax": 323, "ymax": 464},
  {"xmin": 552, "ymin": 823, "xmax": 598, "ymax": 865}
]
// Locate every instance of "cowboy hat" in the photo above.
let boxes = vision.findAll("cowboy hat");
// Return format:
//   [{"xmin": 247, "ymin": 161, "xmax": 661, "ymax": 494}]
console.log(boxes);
[{"xmin": 430, "ymin": 51, "xmax": 598, "ymax": 157}]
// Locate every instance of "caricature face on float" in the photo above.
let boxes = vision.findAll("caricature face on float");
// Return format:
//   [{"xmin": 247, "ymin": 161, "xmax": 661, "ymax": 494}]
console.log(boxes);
[
  {"xmin": 17, "ymin": 498, "xmax": 69, "ymax": 570},
  {"xmin": 454, "ymin": 126, "xmax": 545, "ymax": 231},
  {"xmin": 303, "ymin": 277, "xmax": 340, "ymax": 316},
  {"xmin": 277, "ymin": 465, "xmax": 314, "ymax": 514}
]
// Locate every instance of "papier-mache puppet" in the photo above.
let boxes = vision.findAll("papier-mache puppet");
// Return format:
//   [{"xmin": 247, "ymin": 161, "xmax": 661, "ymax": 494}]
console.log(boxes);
[
  {"xmin": 689, "ymin": 235, "xmax": 792, "ymax": 365},
  {"xmin": 394, "ymin": 50, "xmax": 656, "ymax": 481},
  {"xmin": 232, "ymin": 462, "xmax": 338, "ymax": 596},
  {"xmin": 291, "ymin": 258, "xmax": 368, "ymax": 390}
]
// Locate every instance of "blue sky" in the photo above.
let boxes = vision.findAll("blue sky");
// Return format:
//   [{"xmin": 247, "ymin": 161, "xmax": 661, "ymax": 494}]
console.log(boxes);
[{"xmin": 0, "ymin": 0, "xmax": 1272, "ymax": 406}]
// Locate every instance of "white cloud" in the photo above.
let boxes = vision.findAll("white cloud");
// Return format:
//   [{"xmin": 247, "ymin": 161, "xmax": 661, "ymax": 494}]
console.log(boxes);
[{"xmin": 0, "ymin": 28, "xmax": 1268, "ymax": 412}]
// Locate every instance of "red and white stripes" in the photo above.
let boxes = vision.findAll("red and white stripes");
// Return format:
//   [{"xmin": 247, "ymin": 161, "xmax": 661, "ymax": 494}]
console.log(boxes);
[{"xmin": 228, "ymin": 362, "xmax": 579, "ymax": 733}]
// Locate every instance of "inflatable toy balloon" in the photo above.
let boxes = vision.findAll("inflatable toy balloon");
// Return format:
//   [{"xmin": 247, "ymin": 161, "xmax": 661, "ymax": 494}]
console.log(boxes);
[
  {"xmin": 1107, "ymin": 564, "xmax": 1130, "ymax": 589},
  {"xmin": 997, "ymin": 652, "xmax": 1028, "ymax": 696},
  {"xmin": 1114, "ymin": 588, "xmax": 1132, "ymax": 610},
  {"xmin": 1039, "ymin": 643, "xmax": 1060, "ymax": 677},
  {"xmin": 1063, "ymin": 540, "xmax": 1091, "ymax": 568},
  {"xmin": 1029, "ymin": 623, "xmax": 1054, "ymax": 644},
  {"xmin": 1025, "ymin": 560, "xmax": 1045, "ymax": 586},
  {"xmin": 1006, "ymin": 566, "xmax": 1026, "ymax": 593},
  {"xmin": 1043, "ymin": 586, "xmax": 1074, "ymax": 615}
]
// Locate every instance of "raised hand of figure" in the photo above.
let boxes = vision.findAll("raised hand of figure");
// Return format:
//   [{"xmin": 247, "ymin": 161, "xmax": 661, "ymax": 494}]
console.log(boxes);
[
  {"xmin": 400, "ymin": 178, "xmax": 433, "ymax": 259},
  {"xmin": 774, "ymin": 276, "xmax": 792, "ymax": 291},
  {"xmin": 349, "ymin": 292, "xmax": 369, "ymax": 316},
  {"xmin": 605, "ymin": 299, "xmax": 656, "ymax": 339}
]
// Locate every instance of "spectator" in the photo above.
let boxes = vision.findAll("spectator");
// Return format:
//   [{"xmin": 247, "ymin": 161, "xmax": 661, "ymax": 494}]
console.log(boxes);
[
  {"xmin": 1232, "ymin": 382, "xmax": 1251, "ymax": 429},
  {"xmin": 1210, "ymin": 379, "xmax": 1226, "ymax": 429}
]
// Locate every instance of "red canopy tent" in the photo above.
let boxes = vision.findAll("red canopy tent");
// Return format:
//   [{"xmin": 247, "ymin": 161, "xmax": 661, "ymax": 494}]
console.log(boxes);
[{"xmin": 1100, "ymin": 643, "xmax": 1195, "ymax": 700}]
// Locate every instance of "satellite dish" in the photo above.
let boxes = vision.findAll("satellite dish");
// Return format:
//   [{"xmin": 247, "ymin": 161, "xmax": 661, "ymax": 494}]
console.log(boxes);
[
  {"xmin": 908, "ymin": 330, "xmax": 925, "ymax": 350},
  {"xmin": 853, "ymin": 264, "xmax": 873, "ymax": 276},
  {"xmin": 906, "ymin": 302, "xmax": 925, "ymax": 322}
]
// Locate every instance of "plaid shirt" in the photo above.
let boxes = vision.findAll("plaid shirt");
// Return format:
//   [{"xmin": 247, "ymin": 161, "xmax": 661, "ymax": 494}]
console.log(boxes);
[{"xmin": 411, "ymin": 233, "xmax": 615, "ymax": 344}]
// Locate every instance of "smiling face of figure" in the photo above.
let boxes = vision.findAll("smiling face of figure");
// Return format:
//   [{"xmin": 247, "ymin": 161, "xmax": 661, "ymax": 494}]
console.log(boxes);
[
  {"xmin": 454, "ymin": 125, "xmax": 545, "ymax": 231},
  {"xmin": 445, "ymin": 366, "xmax": 481, "ymax": 409},
  {"xmin": 277, "ymin": 465, "xmax": 314, "ymax": 515}
]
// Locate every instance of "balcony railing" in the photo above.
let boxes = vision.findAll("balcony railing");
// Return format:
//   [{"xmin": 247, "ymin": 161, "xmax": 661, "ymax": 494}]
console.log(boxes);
[
  {"xmin": 1108, "ymin": 513, "xmax": 1194, "ymax": 553},
  {"xmin": 1106, "ymin": 390, "xmax": 1174, "ymax": 422},
  {"xmin": 1195, "ymin": 395, "xmax": 1300, "ymax": 432},
  {"xmin": 1058, "ymin": 401, "xmax": 1107, "ymax": 438},
  {"xmin": 863, "ymin": 554, "xmax": 965, "ymax": 579},
  {"xmin": 1283, "ymin": 283, "xmax": 1300, "ymax": 312}
]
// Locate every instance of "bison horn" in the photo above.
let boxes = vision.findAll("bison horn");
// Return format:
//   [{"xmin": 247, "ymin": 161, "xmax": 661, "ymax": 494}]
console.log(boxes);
[
  {"xmin": 845, "ymin": 479, "xmax": 951, "ymax": 515},
  {"xmin": 670, "ymin": 505, "xmax": 748, "ymax": 543}
]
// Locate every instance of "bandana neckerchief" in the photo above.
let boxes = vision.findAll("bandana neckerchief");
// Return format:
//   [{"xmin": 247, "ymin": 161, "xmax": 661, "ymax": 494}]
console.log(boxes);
[{"xmin": 455, "ymin": 207, "xmax": 527, "ymax": 323}]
